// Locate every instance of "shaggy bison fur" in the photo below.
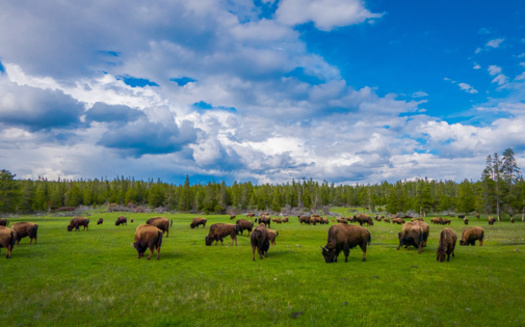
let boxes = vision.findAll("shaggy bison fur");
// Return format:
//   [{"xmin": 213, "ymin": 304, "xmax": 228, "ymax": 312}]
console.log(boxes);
[
  {"xmin": 67, "ymin": 217, "xmax": 90, "ymax": 232},
  {"xmin": 251, "ymin": 223, "xmax": 270, "ymax": 261},
  {"xmin": 146, "ymin": 217, "xmax": 171, "ymax": 237},
  {"xmin": 190, "ymin": 217, "xmax": 207, "ymax": 229},
  {"xmin": 460, "ymin": 226, "xmax": 484, "ymax": 246},
  {"xmin": 11, "ymin": 222, "xmax": 39, "ymax": 245},
  {"xmin": 205, "ymin": 223, "xmax": 239, "ymax": 246},
  {"xmin": 436, "ymin": 228, "xmax": 457, "ymax": 262},
  {"xmin": 321, "ymin": 224, "xmax": 371, "ymax": 263},
  {"xmin": 133, "ymin": 224, "xmax": 163, "ymax": 260},
  {"xmin": 0, "ymin": 226, "xmax": 16, "ymax": 259},
  {"xmin": 236, "ymin": 219, "xmax": 254, "ymax": 235}
]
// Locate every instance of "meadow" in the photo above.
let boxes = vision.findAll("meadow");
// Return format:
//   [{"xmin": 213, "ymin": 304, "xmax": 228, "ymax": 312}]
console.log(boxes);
[{"xmin": 1, "ymin": 209, "xmax": 524, "ymax": 327}]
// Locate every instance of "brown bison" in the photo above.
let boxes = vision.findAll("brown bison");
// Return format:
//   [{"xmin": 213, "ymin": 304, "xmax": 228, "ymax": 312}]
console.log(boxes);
[
  {"xmin": 460, "ymin": 226, "xmax": 484, "ymax": 246},
  {"xmin": 267, "ymin": 229, "xmax": 279, "ymax": 245},
  {"xmin": 229, "ymin": 215, "xmax": 236, "ymax": 220},
  {"xmin": 97, "ymin": 218, "xmax": 103, "ymax": 225},
  {"xmin": 146, "ymin": 217, "xmax": 170, "ymax": 237},
  {"xmin": 236, "ymin": 219, "xmax": 254, "ymax": 235},
  {"xmin": 272, "ymin": 217, "xmax": 282, "ymax": 224},
  {"xmin": 430, "ymin": 217, "xmax": 443, "ymax": 225},
  {"xmin": 458, "ymin": 214, "xmax": 465, "ymax": 219},
  {"xmin": 0, "ymin": 218, "xmax": 8, "ymax": 226},
  {"xmin": 130, "ymin": 218, "xmax": 134, "ymax": 223},
  {"xmin": 383, "ymin": 217, "xmax": 390, "ymax": 223},
  {"xmin": 133, "ymin": 224, "xmax": 163, "ymax": 260},
  {"xmin": 246, "ymin": 213, "xmax": 255, "ymax": 218},
  {"xmin": 0, "ymin": 226, "xmax": 17, "ymax": 259},
  {"xmin": 282, "ymin": 216, "xmax": 289, "ymax": 223},
  {"xmin": 488, "ymin": 217, "xmax": 496, "ymax": 225},
  {"xmin": 397, "ymin": 221, "xmax": 425, "ymax": 253},
  {"xmin": 67, "ymin": 217, "xmax": 90, "ymax": 232},
  {"xmin": 205, "ymin": 223, "xmax": 239, "ymax": 246},
  {"xmin": 476, "ymin": 213, "xmax": 480, "ymax": 219},
  {"xmin": 510, "ymin": 217, "xmax": 515, "ymax": 223},
  {"xmin": 251, "ymin": 223, "xmax": 270, "ymax": 261},
  {"xmin": 190, "ymin": 217, "xmax": 207, "ymax": 229},
  {"xmin": 115, "ymin": 216, "xmax": 127, "ymax": 226},
  {"xmin": 258, "ymin": 215, "xmax": 271, "ymax": 228},
  {"xmin": 437, "ymin": 228, "xmax": 457, "ymax": 262},
  {"xmin": 336, "ymin": 217, "xmax": 348, "ymax": 224},
  {"xmin": 298, "ymin": 215, "xmax": 311, "ymax": 224},
  {"xmin": 414, "ymin": 220, "xmax": 429, "ymax": 247},
  {"xmin": 321, "ymin": 224, "xmax": 371, "ymax": 263},
  {"xmin": 11, "ymin": 222, "xmax": 39, "ymax": 245},
  {"xmin": 464, "ymin": 217, "xmax": 469, "ymax": 225},
  {"xmin": 392, "ymin": 218, "xmax": 405, "ymax": 225},
  {"xmin": 442, "ymin": 219, "xmax": 451, "ymax": 225},
  {"xmin": 356, "ymin": 215, "xmax": 374, "ymax": 226}
]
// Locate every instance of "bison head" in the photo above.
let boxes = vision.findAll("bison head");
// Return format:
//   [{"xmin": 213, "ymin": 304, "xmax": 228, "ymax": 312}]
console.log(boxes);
[
  {"xmin": 67, "ymin": 225, "xmax": 74, "ymax": 232},
  {"xmin": 321, "ymin": 246, "xmax": 337, "ymax": 263},
  {"xmin": 205, "ymin": 236, "xmax": 213, "ymax": 246},
  {"xmin": 133, "ymin": 242, "xmax": 146, "ymax": 259},
  {"xmin": 459, "ymin": 240, "xmax": 466, "ymax": 246},
  {"xmin": 436, "ymin": 249, "xmax": 447, "ymax": 262}
]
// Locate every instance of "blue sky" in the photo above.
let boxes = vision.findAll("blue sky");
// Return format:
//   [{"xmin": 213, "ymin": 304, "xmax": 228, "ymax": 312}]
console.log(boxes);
[{"xmin": 0, "ymin": 0, "xmax": 524, "ymax": 185}]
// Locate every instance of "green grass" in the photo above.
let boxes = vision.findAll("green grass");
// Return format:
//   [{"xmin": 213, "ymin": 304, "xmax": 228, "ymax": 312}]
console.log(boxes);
[{"xmin": 1, "ymin": 212, "xmax": 524, "ymax": 326}]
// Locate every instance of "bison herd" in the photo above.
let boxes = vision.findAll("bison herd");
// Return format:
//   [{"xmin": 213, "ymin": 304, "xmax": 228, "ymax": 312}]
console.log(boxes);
[{"xmin": 0, "ymin": 212, "xmax": 502, "ymax": 263}]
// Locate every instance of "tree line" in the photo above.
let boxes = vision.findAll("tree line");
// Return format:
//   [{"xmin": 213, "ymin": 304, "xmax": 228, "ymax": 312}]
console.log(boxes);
[{"xmin": 1, "ymin": 149, "xmax": 523, "ymax": 220}]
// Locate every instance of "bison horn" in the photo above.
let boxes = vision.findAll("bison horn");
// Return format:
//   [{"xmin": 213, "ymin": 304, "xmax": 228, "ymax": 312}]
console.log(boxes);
[
  {"xmin": 130, "ymin": 242, "xmax": 134, "ymax": 247},
  {"xmin": 320, "ymin": 246, "xmax": 328, "ymax": 251}
]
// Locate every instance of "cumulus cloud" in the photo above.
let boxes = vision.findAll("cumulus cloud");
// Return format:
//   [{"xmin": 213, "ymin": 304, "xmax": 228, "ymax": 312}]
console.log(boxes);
[
  {"xmin": 275, "ymin": 0, "xmax": 383, "ymax": 31},
  {"xmin": 85, "ymin": 102, "xmax": 146, "ymax": 123},
  {"xmin": 458, "ymin": 83, "xmax": 478, "ymax": 94},
  {"xmin": 486, "ymin": 38, "xmax": 504, "ymax": 48}
]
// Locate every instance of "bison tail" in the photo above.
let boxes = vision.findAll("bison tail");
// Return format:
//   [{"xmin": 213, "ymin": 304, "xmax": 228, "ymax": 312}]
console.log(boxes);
[
  {"xmin": 170, "ymin": 219, "xmax": 173, "ymax": 227},
  {"xmin": 10, "ymin": 231, "xmax": 17, "ymax": 247},
  {"xmin": 367, "ymin": 231, "xmax": 371, "ymax": 246}
]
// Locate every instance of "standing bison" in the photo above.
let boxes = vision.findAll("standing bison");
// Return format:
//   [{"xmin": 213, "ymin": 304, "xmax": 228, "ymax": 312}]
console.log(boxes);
[
  {"xmin": 0, "ymin": 226, "xmax": 17, "ymax": 259},
  {"xmin": 97, "ymin": 218, "xmax": 104, "ymax": 225},
  {"xmin": 258, "ymin": 215, "xmax": 271, "ymax": 228},
  {"xmin": 251, "ymin": 223, "xmax": 270, "ymax": 261},
  {"xmin": 397, "ymin": 221, "xmax": 425, "ymax": 253},
  {"xmin": 67, "ymin": 217, "xmax": 90, "ymax": 232},
  {"xmin": 436, "ymin": 228, "xmax": 457, "ymax": 262},
  {"xmin": 321, "ymin": 224, "xmax": 371, "ymax": 263},
  {"xmin": 488, "ymin": 217, "xmax": 496, "ymax": 225},
  {"xmin": 205, "ymin": 223, "xmax": 239, "ymax": 246},
  {"xmin": 133, "ymin": 224, "xmax": 163, "ymax": 260},
  {"xmin": 236, "ymin": 219, "xmax": 254, "ymax": 235},
  {"xmin": 460, "ymin": 226, "xmax": 484, "ymax": 246},
  {"xmin": 115, "ymin": 216, "xmax": 127, "ymax": 226},
  {"xmin": 11, "ymin": 222, "xmax": 39, "ymax": 245},
  {"xmin": 267, "ymin": 229, "xmax": 279, "ymax": 245},
  {"xmin": 146, "ymin": 217, "xmax": 170, "ymax": 237},
  {"xmin": 190, "ymin": 217, "xmax": 207, "ymax": 229},
  {"xmin": 0, "ymin": 218, "xmax": 8, "ymax": 226}
]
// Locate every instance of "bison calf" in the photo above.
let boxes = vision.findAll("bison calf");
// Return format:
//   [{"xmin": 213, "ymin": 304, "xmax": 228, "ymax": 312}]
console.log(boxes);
[
  {"xmin": 0, "ymin": 226, "xmax": 16, "ymax": 259},
  {"xmin": 436, "ymin": 228, "xmax": 457, "ymax": 262},
  {"xmin": 11, "ymin": 222, "xmax": 39, "ymax": 245},
  {"xmin": 460, "ymin": 226, "xmax": 484, "ymax": 246},
  {"xmin": 133, "ymin": 224, "xmax": 163, "ymax": 260},
  {"xmin": 321, "ymin": 224, "xmax": 370, "ymax": 263}
]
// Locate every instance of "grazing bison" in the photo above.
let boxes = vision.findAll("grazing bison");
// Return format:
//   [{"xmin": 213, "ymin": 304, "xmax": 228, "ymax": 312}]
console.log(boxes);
[
  {"xmin": 229, "ymin": 215, "xmax": 236, "ymax": 220},
  {"xmin": 97, "ymin": 218, "xmax": 103, "ymax": 225},
  {"xmin": 251, "ymin": 223, "xmax": 270, "ymax": 261},
  {"xmin": 460, "ymin": 226, "xmax": 484, "ymax": 246},
  {"xmin": 430, "ymin": 217, "xmax": 443, "ymax": 225},
  {"xmin": 0, "ymin": 226, "xmax": 17, "ymax": 259},
  {"xmin": 383, "ymin": 217, "xmax": 390, "ymax": 223},
  {"xmin": 321, "ymin": 224, "xmax": 371, "ymax": 263},
  {"xmin": 11, "ymin": 222, "xmax": 39, "ymax": 245},
  {"xmin": 282, "ymin": 217, "xmax": 289, "ymax": 223},
  {"xmin": 392, "ymin": 218, "xmax": 405, "ymax": 225},
  {"xmin": 510, "ymin": 217, "xmax": 515, "ymax": 223},
  {"xmin": 130, "ymin": 219, "xmax": 134, "ymax": 223},
  {"xmin": 476, "ymin": 213, "xmax": 480, "ymax": 219},
  {"xmin": 133, "ymin": 224, "xmax": 163, "ymax": 260},
  {"xmin": 414, "ymin": 220, "xmax": 429, "ymax": 247},
  {"xmin": 272, "ymin": 217, "xmax": 282, "ymax": 224},
  {"xmin": 357, "ymin": 215, "xmax": 374, "ymax": 226},
  {"xmin": 437, "ymin": 228, "xmax": 457, "ymax": 262},
  {"xmin": 205, "ymin": 223, "xmax": 239, "ymax": 246},
  {"xmin": 336, "ymin": 217, "xmax": 348, "ymax": 224},
  {"xmin": 0, "ymin": 218, "xmax": 8, "ymax": 226},
  {"xmin": 267, "ymin": 229, "xmax": 279, "ymax": 245},
  {"xmin": 397, "ymin": 221, "xmax": 425, "ymax": 253},
  {"xmin": 246, "ymin": 213, "xmax": 255, "ymax": 218},
  {"xmin": 236, "ymin": 219, "xmax": 254, "ymax": 235},
  {"xmin": 115, "ymin": 216, "xmax": 127, "ymax": 226},
  {"xmin": 146, "ymin": 217, "xmax": 170, "ymax": 237},
  {"xmin": 464, "ymin": 217, "xmax": 469, "ymax": 225},
  {"xmin": 488, "ymin": 217, "xmax": 496, "ymax": 225},
  {"xmin": 298, "ymin": 215, "xmax": 311, "ymax": 224},
  {"xmin": 67, "ymin": 217, "xmax": 89, "ymax": 232},
  {"xmin": 458, "ymin": 214, "xmax": 465, "ymax": 219},
  {"xmin": 442, "ymin": 219, "xmax": 451, "ymax": 225},
  {"xmin": 190, "ymin": 217, "xmax": 207, "ymax": 229},
  {"xmin": 258, "ymin": 215, "xmax": 271, "ymax": 228}
]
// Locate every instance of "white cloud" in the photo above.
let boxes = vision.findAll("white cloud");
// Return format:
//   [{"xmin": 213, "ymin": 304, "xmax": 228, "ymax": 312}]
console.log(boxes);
[
  {"xmin": 486, "ymin": 38, "xmax": 504, "ymax": 48},
  {"xmin": 488, "ymin": 65, "xmax": 502, "ymax": 76},
  {"xmin": 473, "ymin": 63, "xmax": 481, "ymax": 70},
  {"xmin": 458, "ymin": 83, "xmax": 478, "ymax": 94},
  {"xmin": 275, "ymin": 0, "xmax": 383, "ymax": 31}
]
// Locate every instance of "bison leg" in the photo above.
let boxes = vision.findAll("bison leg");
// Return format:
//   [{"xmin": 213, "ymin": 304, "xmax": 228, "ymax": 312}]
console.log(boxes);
[
  {"xmin": 343, "ymin": 248, "xmax": 350, "ymax": 262},
  {"xmin": 479, "ymin": 239, "xmax": 483, "ymax": 246},
  {"xmin": 359, "ymin": 243, "xmax": 367, "ymax": 261},
  {"xmin": 156, "ymin": 246, "xmax": 161, "ymax": 260},
  {"xmin": 252, "ymin": 246, "xmax": 256, "ymax": 261},
  {"xmin": 147, "ymin": 246, "xmax": 154, "ymax": 260}
]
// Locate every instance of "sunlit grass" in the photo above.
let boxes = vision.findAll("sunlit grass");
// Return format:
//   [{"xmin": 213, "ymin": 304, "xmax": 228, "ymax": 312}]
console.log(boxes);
[{"xmin": 1, "ymin": 211, "xmax": 524, "ymax": 326}]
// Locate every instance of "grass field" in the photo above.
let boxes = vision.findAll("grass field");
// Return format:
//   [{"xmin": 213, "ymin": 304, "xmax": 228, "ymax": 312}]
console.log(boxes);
[{"xmin": 1, "ymin": 210, "xmax": 524, "ymax": 326}]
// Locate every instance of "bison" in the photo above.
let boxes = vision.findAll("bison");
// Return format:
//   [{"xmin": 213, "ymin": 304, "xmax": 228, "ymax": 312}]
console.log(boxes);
[
  {"xmin": 464, "ymin": 217, "xmax": 469, "ymax": 225},
  {"xmin": 229, "ymin": 215, "xmax": 236, "ymax": 220},
  {"xmin": 488, "ymin": 216, "xmax": 496, "ymax": 225},
  {"xmin": 430, "ymin": 217, "xmax": 443, "ymax": 225},
  {"xmin": 146, "ymin": 217, "xmax": 170, "ymax": 237},
  {"xmin": 442, "ymin": 219, "xmax": 451, "ymax": 225},
  {"xmin": 258, "ymin": 215, "xmax": 271, "ymax": 228},
  {"xmin": 336, "ymin": 217, "xmax": 348, "ymax": 224},
  {"xmin": 115, "ymin": 216, "xmax": 127, "ymax": 226},
  {"xmin": 236, "ymin": 219, "xmax": 254, "ymax": 235},
  {"xmin": 460, "ymin": 226, "xmax": 484, "ymax": 246},
  {"xmin": 397, "ymin": 221, "xmax": 425, "ymax": 253},
  {"xmin": 130, "ymin": 218, "xmax": 134, "ymax": 223},
  {"xmin": 321, "ymin": 224, "xmax": 371, "ymax": 263},
  {"xmin": 510, "ymin": 217, "xmax": 515, "ymax": 223},
  {"xmin": 0, "ymin": 226, "xmax": 16, "ymax": 259},
  {"xmin": 298, "ymin": 215, "xmax": 311, "ymax": 224},
  {"xmin": 476, "ymin": 213, "xmax": 480, "ymax": 219},
  {"xmin": 133, "ymin": 224, "xmax": 163, "ymax": 260},
  {"xmin": 97, "ymin": 218, "xmax": 104, "ymax": 225},
  {"xmin": 205, "ymin": 223, "xmax": 239, "ymax": 246},
  {"xmin": 67, "ymin": 217, "xmax": 89, "ymax": 232},
  {"xmin": 267, "ymin": 229, "xmax": 279, "ymax": 245},
  {"xmin": 458, "ymin": 214, "xmax": 465, "ymax": 219},
  {"xmin": 11, "ymin": 222, "xmax": 39, "ymax": 245},
  {"xmin": 392, "ymin": 218, "xmax": 405, "ymax": 225},
  {"xmin": 251, "ymin": 223, "xmax": 270, "ymax": 261},
  {"xmin": 437, "ymin": 227, "xmax": 457, "ymax": 262},
  {"xmin": 272, "ymin": 217, "xmax": 282, "ymax": 224},
  {"xmin": 383, "ymin": 217, "xmax": 390, "ymax": 223},
  {"xmin": 282, "ymin": 216, "xmax": 289, "ymax": 223},
  {"xmin": 414, "ymin": 220, "xmax": 429, "ymax": 247},
  {"xmin": 190, "ymin": 217, "xmax": 207, "ymax": 229},
  {"xmin": 0, "ymin": 218, "xmax": 8, "ymax": 226}
]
